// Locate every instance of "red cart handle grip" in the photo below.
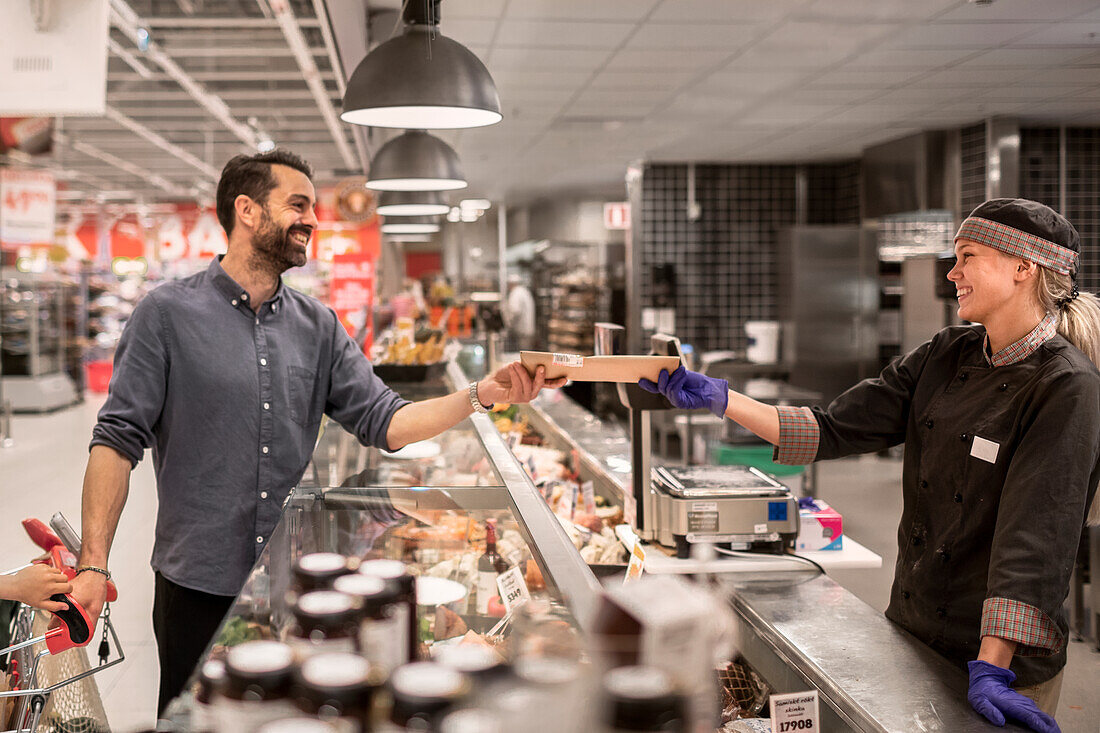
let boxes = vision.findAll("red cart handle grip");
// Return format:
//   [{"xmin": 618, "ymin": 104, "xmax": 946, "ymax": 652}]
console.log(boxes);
[
  {"xmin": 45, "ymin": 594, "xmax": 92, "ymax": 654},
  {"xmin": 22, "ymin": 518, "xmax": 64, "ymax": 552}
]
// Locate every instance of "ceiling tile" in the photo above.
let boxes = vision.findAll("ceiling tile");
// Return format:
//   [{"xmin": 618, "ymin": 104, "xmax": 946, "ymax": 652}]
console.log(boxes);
[
  {"xmin": 573, "ymin": 87, "xmax": 672, "ymax": 106},
  {"xmin": 890, "ymin": 22, "xmax": 1041, "ymax": 48},
  {"xmin": 798, "ymin": 0, "xmax": 958, "ymax": 23},
  {"xmin": 952, "ymin": 47, "xmax": 1098, "ymax": 68},
  {"xmin": 812, "ymin": 67, "xmax": 928, "ymax": 88},
  {"xmin": 843, "ymin": 47, "xmax": 977, "ymax": 68},
  {"xmin": 503, "ymin": 0, "xmax": 660, "ymax": 21},
  {"xmin": 1020, "ymin": 67, "xmax": 1100, "ymax": 85},
  {"xmin": 587, "ymin": 69, "xmax": 699, "ymax": 90},
  {"xmin": 438, "ymin": 18, "xmax": 499, "ymax": 47},
  {"xmin": 486, "ymin": 47, "xmax": 611, "ymax": 71},
  {"xmin": 603, "ymin": 48, "xmax": 732, "ymax": 71},
  {"xmin": 560, "ymin": 99, "xmax": 660, "ymax": 118},
  {"xmin": 935, "ymin": 0, "xmax": 1100, "ymax": 22},
  {"xmin": 623, "ymin": 22, "xmax": 761, "ymax": 49},
  {"xmin": 1015, "ymin": 22, "xmax": 1100, "ymax": 46},
  {"xmin": 491, "ymin": 69, "xmax": 594, "ymax": 89},
  {"xmin": 736, "ymin": 103, "xmax": 844, "ymax": 125},
  {"xmin": 974, "ymin": 84, "xmax": 1091, "ymax": 102},
  {"xmin": 650, "ymin": 0, "xmax": 809, "ymax": 24},
  {"xmin": 495, "ymin": 20, "xmax": 636, "ymax": 48},
  {"xmin": 697, "ymin": 68, "xmax": 815, "ymax": 95},
  {"xmin": 909, "ymin": 67, "xmax": 1035, "ymax": 87},
  {"xmin": 440, "ymin": 0, "xmax": 508, "ymax": 19}
]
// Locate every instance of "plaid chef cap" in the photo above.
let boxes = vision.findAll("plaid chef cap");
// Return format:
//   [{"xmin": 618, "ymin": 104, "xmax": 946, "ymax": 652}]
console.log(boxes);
[{"xmin": 955, "ymin": 198, "xmax": 1080, "ymax": 277}]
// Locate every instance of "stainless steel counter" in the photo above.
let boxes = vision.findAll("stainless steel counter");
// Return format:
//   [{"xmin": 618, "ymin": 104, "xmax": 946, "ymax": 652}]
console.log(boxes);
[{"xmin": 509, "ymin": 386, "xmax": 1014, "ymax": 733}]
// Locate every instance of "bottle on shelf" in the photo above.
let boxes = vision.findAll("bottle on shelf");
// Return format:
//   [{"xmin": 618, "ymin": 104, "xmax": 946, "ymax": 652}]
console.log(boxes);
[{"xmin": 476, "ymin": 520, "xmax": 509, "ymax": 615}]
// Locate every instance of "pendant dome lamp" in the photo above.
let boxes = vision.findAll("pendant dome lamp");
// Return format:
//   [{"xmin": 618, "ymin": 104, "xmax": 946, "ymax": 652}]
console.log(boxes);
[
  {"xmin": 380, "ymin": 215, "xmax": 441, "ymax": 235},
  {"xmin": 377, "ymin": 190, "xmax": 451, "ymax": 217},
  {"xmin": 366, "ymin": 130, "xmax": 467, "ymax": 192},
  {"xmin": 341, "ymin": 0, "xmax": 502, "ymax": 130}
]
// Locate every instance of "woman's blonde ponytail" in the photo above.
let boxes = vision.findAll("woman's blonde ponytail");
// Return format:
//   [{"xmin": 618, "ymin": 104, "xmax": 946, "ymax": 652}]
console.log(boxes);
[{"xmin": 1037, "ymin": 267, "xmax": 1100, "ymax": 524}]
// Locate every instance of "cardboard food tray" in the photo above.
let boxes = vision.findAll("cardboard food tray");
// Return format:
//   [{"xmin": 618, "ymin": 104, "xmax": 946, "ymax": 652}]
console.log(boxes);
[{"xmin": 520, "ymin": 351, "xmax": 681, "ymax": 383}]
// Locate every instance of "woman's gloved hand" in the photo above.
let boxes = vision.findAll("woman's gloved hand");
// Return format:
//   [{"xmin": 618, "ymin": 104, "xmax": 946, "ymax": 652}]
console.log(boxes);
[
  {"xmin": 638, "ymin": 366, "xmax": 729, "ymax": 417},
  {"xmin": 967, "ymin": 661, "xmax": 1061, "ymax": 733}
]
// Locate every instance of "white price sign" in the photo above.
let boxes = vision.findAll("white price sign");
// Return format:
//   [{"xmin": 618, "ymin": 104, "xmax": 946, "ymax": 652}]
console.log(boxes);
[
  {"xmin": 496, "ymin": 565, "xmax": 531, "ymax": 612},
  {"xmin": 770, "ymin": 690, "xmax": 820, "ymax": 733},
  {"xmin": 0, "ymin": 169, "xmax": 56, "ymax": 246}
]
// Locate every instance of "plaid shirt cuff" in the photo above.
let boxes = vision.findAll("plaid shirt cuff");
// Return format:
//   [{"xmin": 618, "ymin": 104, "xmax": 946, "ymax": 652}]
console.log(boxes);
[
  {"xmin": 981, "ymin": 597, "xmax": 1064, "ymax": 656},
  {"xmin": 773, "ymin": 406, "xmax": 820, "ymax": 465}
]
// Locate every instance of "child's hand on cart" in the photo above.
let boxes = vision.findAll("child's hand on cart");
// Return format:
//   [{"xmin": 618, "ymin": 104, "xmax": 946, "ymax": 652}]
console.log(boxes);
[{"xmin": 0, "ymin": 563, "xmax": 73, "ymax": 612}]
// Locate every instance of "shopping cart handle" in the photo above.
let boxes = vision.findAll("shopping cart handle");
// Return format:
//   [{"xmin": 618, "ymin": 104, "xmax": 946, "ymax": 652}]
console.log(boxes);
[
  {"xmin": 45, "ymin": 545, "xmax": 118, "ymax": 603},
  {"xmin": 22, "ymin": 518, "xmax": 64, "ymax": 552},
  {"xmin": 45, "ymin": 594, "xmax": 92, "ymax": 654}
]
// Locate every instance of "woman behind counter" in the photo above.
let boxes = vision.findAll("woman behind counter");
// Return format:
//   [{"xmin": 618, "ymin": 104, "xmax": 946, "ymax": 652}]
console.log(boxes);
[{"xmin": 640, "ymin": 199, "xmax": 1100, "ymax": 733}]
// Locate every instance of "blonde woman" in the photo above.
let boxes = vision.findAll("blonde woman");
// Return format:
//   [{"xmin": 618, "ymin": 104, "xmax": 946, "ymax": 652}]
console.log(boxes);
[{"xmin": 641, "ymin": 199, "xmax": 1099, "ymax": 733}]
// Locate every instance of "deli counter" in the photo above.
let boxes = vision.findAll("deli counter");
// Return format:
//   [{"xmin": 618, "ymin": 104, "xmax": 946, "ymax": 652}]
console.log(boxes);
[{"xmin": 166, "ymin": 356, "xmax": 1012, "ymax": 732}]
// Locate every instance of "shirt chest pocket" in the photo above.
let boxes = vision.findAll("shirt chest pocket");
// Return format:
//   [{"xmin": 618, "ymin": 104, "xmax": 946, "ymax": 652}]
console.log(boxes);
[{"xmin": 287, "ymin": 366, "xmax": 319, "ymax": 428}]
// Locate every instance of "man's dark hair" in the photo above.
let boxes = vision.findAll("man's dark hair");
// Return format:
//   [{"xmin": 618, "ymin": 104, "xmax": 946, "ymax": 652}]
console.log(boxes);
[{"xmin": 215, "ymin": 150, "xmax": 313, "ymax": 236}]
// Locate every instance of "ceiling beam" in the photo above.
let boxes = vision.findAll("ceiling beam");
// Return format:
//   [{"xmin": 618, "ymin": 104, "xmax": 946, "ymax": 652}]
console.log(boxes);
[
  {"xmin": 103, "ymin": 105, "xmax": 223, "ymax": 179},
  {"xmin": 140, "ymin": 17, "xmax": 321, "ymax": 28},
  {"xmin": 153, "ymin": 45, "xmax": 329, "ymax": 57},
  {"xmin": 268, "ymin": 0, "xmax": 356, "ymax": 169},
  {"xmin": 62, "ymin": 134, "xmax": 191, "ymax": 197},
  {"xmin": 109, "ymin": 0, "xmax": 261, "ymax": 149}
]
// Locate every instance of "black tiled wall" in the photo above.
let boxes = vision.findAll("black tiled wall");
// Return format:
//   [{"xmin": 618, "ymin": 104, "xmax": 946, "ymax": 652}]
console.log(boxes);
[
  {"xmin": 960, "ymin": 122, "xmax": 987, "ymax": 220},
  {"xmin": 1019, "ymin": 127, "xmax": 1100, "ymax": 293},
  {"xmin": 640, "ymin": 161, "xmax": 859, "ymax": 352}
]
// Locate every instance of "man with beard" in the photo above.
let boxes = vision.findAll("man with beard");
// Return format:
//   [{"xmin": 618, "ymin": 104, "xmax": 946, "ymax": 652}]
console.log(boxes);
[{"xmin": 69, "ymin": 150, "xmax": 565, "ymax": 717}]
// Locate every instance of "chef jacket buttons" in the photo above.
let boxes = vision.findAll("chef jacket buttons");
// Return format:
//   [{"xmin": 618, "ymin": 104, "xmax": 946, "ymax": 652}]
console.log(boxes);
[
  {"xmin": 936, "ymin": 607, "xmax": 947, "ymax": 619},
  {"xmin": 999, "ymin": 383, "xmax": 1009, "ymax": 392},
  {"xmin": 256, "ymin": 536, "xmax": 264, "ymax": 544},
  {"xmin": 953, "ymin": 492, "xmax": 963, "ymax": 503},
  {"xmin": 959, "ymin": 433, "xmax": 969, "ymax": 442},
  {"xmin": 231, "ymin": 299, "xmax": 238, "ymax": 306},
  {"xmin": 260, "ymin": 358, "xmax": 267, "ymax": 366},
  {"xmin": 959, "ymin": 373, "xmax": 968, "ymax": 382},
  {"xmin": 919, "ymin": 480, "xmax": 929, "ymax": 489},
  {"xmin": 924, "ymin": 419, "xmax": 934, "ymax": 429},
  {"xmin": 901, "ymin": 591, "xmax": 911, "ymax": 600},
  {"xmin": 260, "ymin": 491, "xmax": 268, "ymax": 499}
]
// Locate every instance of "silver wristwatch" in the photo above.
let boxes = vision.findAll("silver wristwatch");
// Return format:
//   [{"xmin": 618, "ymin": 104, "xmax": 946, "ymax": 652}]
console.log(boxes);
[{"xmin": 468, "ymin": 381, "xmax": 491, "ymax": 413}]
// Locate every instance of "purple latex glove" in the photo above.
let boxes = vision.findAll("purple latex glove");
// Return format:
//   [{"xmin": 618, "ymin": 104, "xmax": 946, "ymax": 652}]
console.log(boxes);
[
  {"xmin": 967, "ymin": 661, "xmax": 1061, "ymax": 733},
  {"xmin": 638, "ymin": 366, "xmax": 729, "ymax": 417}
]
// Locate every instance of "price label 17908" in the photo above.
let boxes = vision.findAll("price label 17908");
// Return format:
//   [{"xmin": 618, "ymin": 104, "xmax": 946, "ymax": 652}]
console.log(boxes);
[{"xmin": 770, "ymin": 690, "xmax": 819, "ymax": 733}]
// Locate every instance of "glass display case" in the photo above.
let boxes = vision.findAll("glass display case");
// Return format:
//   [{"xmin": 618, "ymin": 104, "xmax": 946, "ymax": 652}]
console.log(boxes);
[{"xmin": 166, "ymin": 367, "xmax": 600, "ymax": 728}]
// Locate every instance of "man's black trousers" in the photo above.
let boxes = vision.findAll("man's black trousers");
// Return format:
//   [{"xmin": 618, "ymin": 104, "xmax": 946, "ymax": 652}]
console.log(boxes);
[{"xmin": 152, "ymin": 572, "xmax": 235, "ymax": 718}]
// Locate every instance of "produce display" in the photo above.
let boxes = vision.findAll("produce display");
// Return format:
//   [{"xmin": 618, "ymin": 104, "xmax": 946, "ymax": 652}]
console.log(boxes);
[
  {"xmin": 372, "ymin": 318, "xmax": 447, "ymax": 366},
  {"xmin": 488, "ymin": 404, "xmax": 628, "ymax": 566}
]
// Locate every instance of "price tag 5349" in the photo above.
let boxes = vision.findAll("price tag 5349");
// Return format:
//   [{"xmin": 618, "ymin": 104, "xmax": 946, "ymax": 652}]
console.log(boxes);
[
  {"xmin": 496, "ymin": 565, "xmax": 531, "ymax": 612},
  {"xmin": 770, "ymin": 690, "xmax": 820, "ymax": 733}
]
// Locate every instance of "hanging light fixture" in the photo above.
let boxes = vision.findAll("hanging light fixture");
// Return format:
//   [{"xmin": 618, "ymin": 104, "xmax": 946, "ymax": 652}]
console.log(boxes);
[
  {"xmin": 381, "ymin": 215, "xmax": 441, "ymax": 235},
  {"xmin": 366, "ymin": 130, "xmax": 467, "ymax": 191},
  {"xmin": 377, "ymin": 190, "xmax": 450, "ymax": 217},
  {"xmin": 341, "ymin": 0, "xmax": 501, "ymax": 130}
]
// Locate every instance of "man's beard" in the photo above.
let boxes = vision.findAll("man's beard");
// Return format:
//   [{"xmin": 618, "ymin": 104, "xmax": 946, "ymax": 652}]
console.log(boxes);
[{"xmin": 250, "ymin": 209, "xmax": 309, "ymax": 274}]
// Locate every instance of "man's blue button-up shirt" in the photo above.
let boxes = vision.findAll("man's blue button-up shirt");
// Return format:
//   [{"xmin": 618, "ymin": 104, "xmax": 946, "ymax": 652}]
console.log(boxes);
[{"xmin": 91, "ymin": 257, "xmax": 408, "ymax": 595}]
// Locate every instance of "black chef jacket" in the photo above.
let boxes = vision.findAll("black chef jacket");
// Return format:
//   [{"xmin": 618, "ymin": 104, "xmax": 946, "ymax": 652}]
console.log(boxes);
[{"xmin": 775, "ymin": 323, "xmax": 1100, "ymax": 687}]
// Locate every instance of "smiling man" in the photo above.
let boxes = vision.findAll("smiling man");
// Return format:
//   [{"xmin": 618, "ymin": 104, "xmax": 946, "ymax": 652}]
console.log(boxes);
[{"xmin": 69, "ymin": 150, "xmax": 564, "ymax": 719}]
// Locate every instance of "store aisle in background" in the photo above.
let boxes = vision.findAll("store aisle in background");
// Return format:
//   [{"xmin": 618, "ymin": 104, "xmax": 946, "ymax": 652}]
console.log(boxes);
[
  {"xmin": 1, "ymin": 396, "xmax": 158, "ymax": 732},
  {"xmin": 1, "ymin": 402, "xmax": 1097, "ymax": 731}
]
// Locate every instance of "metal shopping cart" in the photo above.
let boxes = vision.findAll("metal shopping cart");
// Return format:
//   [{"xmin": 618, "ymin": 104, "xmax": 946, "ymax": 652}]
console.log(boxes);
[{"xmin": 0, "ymin": 515, "xmax": 124, "ymax": 733}]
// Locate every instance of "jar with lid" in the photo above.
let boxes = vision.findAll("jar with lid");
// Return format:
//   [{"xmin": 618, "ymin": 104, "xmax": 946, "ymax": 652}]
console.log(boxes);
[
  {"xmin": 600, "ymin": 666, "xmax": 687, "ymax": 732},
  {"xmin": 333, "ymin": 573, "xmax": 407, "ymax": 673},
  {"xmin": 293, "ymin": 553, "xmax": 354, "ymax": 594},
  {"xmin": 439, "ymin": 709, "xmax": 502, "ymax": 733},
  {"xmin": 256, "ymin": 718, "xmax": 340, "ymax": 733},
  {"xmin": 191, "ymin": 659, "xmax": 225, "ymax": 732},
  {"xmin": 214, "ymin": 640, "xmax": 299, "ymax": 732},
  {"xmin": 386, "ymin": 662, "xmax": 470, "ymax": 731},
  {"xmin": 357, "ymin": 559, "xmax": 417, "ymax": 662},
  {"xmin": 287, "ymin": 590, "xmax": 362, "ymax": 657},
  {"xmin": 434, "ymin": 644, "xmax": 511, "ymax": 708},
  {"xmin": 292, "ymin": 651, "xmax": 381, "ymax": 733}
]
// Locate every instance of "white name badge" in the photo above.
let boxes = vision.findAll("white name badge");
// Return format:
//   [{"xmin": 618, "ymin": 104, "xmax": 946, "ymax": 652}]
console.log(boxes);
[
  {"xmin": 770, "ymin": 690, "xmax": 820, "ymax": 733},
  {"xmin": 971, "ymin": 436, "xmax": 1000, "ymax": 464}
]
